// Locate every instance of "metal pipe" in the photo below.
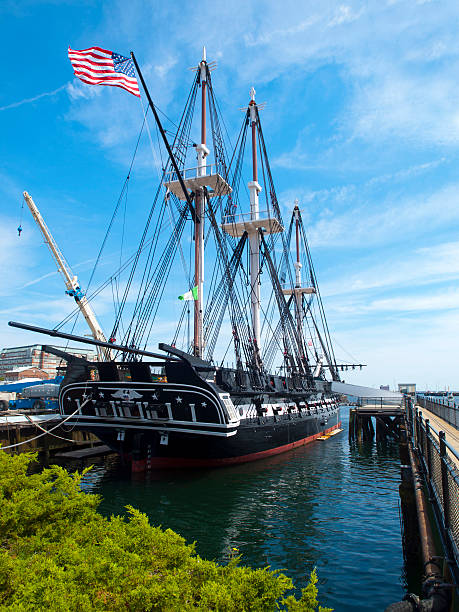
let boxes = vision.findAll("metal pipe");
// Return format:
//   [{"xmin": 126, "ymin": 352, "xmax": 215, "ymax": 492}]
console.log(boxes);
[{"xmin": 408, "ymin": 441, "xmax": 439, "ymax": 579}]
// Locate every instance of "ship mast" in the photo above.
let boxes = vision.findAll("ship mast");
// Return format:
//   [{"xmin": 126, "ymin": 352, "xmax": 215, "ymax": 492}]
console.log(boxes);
[
  {"xmin": 221, "ymin": 88, "xmax": 283, "ymax": 370},
  {"xmin": 194, "ymin": 47, "xmax": 209, "ymax": 358},
  {"xmin": 281, "ymin": 202, "xmax": 316, "ymax": 371},
  {"xmin": 162, "ymin": 48, "xmax": 232, "ymax": 359},
  {"xmin": 248, "ymin": 87, "xmax": 262, "ymax": 355},
  {"xmin": 293, "ymin": 201, "xmax": 303, "ymax": 340}
]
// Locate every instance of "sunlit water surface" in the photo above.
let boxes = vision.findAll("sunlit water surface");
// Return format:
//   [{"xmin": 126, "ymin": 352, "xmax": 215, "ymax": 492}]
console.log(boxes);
[{"xmin": 60, "ymin": 407, "xmax": 411, "ymax": 611}]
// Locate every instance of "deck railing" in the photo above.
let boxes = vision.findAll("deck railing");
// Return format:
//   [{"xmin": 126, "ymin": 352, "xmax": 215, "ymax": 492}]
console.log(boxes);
[
  {"xmin": 405, "ymin": 396, "xmax": 459, "ymax": 579},
  {"xmin": 355, "ymin": 396, "xmax": 402, "ymax": 409},
  {"xmin": 222, "ymin": 209, "xmax": 279, "ymax": 226},
  {"xmin": 165, "ymin": 164, "xmax": 225, "ymax": 183},
  {"xmin": 416, "ymin": 394, "xmax": 459, "ymax": 430}
]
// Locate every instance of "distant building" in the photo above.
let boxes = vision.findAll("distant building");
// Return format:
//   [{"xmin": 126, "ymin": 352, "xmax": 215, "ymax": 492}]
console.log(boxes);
[
  {"xmin": 380, "ymin": 385, "xmax": 390, "ymax": 391},
  {"xmin": 0, "ymin": 345, "xmax": 96, "ymax": 380},
  {"xmin": 4, "ymin": 366, "xmax": 48, "ymax": 381},
  {"xmin": 398, "ymin": 383, "xmax": 416, "ymax": 395}
]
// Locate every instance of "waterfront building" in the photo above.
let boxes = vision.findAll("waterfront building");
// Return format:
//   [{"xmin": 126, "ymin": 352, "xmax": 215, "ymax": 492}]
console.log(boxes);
[
  {"xmin": 3, "ymin": 366, "xmax": 48, "ymax": 381},
  {"xmin": 0, "ymin": 345, "xmax": 96, "ymax": 380},
  {"xmin": 398, "ymin": 383, "xmax": 416, "ymax": 395}
]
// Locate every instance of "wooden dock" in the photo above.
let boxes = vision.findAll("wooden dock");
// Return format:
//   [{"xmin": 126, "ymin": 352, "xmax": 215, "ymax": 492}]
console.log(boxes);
[
  {"xmin": 349, "ymin": 399, "xmax": 403, "ymax": 441},
  {"xmin": 0, "ymin": 409, "xmax": 99, "ymax": 456}
]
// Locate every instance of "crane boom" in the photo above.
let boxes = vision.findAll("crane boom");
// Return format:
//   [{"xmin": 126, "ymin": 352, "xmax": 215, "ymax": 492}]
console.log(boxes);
[{"xmin": 22, "ymin": 191, "xmax": 112, "ymax": 361}]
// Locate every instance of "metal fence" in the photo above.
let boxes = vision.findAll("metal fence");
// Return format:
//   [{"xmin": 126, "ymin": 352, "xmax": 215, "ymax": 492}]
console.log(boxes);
[
  {"xmin": 405, "ymin": 397, "xmax": 459, "ymax": 575},
  {"xmin": 355, "ymin": 396, "xmax": 402, "ymax": 408},
  {"xmin": 417, "ymin": 394, "xmax": 459, "ymax": 429}
]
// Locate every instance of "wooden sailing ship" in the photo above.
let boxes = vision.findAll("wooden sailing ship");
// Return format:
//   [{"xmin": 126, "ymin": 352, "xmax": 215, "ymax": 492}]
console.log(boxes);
[{"xmin": 11, "ymin": 49, "xmax": 342, "ymax": 470}]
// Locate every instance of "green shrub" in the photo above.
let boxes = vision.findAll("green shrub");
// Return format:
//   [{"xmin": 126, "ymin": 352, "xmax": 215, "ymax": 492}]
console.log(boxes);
[{"xmin": 0, "ymin": 451, "xmax": 332, "ymax": 611}]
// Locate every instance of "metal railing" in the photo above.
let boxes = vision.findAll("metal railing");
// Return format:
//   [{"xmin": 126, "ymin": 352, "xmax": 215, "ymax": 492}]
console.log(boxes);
[
  {"xmin": 355, "ymin": 396, "xmax": 402, "ymax": 408},
  {"xmin": 405, "ymin": 397, "xmax": 459, "ymax": 575},
  {"xmin": 417, "ymin": 394, "xmax": 459, "ymax": 430},
  {"xmin": 165, "ymin": 164, "xmax": 224, "ymax": 183},
  {"xmin": 221, "ymin": 210, "xmax": 279, "ymax": 226}
]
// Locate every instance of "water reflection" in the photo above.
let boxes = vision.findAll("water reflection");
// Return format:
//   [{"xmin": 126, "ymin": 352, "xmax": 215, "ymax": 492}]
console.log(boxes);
[{"xmin": 55, "ymin": 407, "xmax": 407, "ymax": 611}]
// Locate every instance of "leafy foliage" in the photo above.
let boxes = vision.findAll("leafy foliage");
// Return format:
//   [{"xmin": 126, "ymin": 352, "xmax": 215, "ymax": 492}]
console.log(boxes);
[{"xmin": 0, "ymin": 451, "xmax": 332, "ymax": 611}]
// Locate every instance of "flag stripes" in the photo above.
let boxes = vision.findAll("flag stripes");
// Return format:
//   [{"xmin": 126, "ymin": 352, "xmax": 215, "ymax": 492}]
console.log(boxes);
[{"xmin": 68, "ymin": 47, "xmax": 140, "ymax": 97}]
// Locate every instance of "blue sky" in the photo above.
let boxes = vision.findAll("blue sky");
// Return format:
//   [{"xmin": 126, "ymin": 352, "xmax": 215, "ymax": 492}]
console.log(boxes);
[{"xmin": 1, "ymin": 0, "xmax": 458, "ymax": 390}]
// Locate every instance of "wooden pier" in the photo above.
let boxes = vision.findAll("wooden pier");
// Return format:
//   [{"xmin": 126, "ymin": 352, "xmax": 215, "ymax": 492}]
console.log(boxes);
[
  {"xmin": 0, "ymin": 409, "xmax": 100, "ymax": 457},
  {"xmin": 349, "ymin": 398, "xmax": 403, "ymax": 442},
  {"xmin": 392, "ymin": 394, "xmax": 459, "ymax": 610}
]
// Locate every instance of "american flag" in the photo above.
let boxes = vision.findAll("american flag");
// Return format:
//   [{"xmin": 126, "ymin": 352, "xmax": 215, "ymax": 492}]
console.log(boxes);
[{"xmin": 68, "ymin": 46, "xmax": 140, "ymax": 97}]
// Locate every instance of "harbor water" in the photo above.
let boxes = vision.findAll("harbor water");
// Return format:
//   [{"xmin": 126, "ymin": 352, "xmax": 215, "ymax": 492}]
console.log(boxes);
[{"xmin": 61, "ymin": 406, "xmax": 414, "ymax": 611}]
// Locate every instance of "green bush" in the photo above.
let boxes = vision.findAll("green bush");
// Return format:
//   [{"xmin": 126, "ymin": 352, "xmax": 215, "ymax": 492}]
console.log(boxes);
[{"xmin": 0, "ymin": 451, "xmax": 332, "ymax": 611}]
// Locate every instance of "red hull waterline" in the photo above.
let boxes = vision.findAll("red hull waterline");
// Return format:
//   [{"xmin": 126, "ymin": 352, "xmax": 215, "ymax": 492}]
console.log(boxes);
[{"xmin": 130, "ymin": 421, "xmax": 342, "ymax": 472}]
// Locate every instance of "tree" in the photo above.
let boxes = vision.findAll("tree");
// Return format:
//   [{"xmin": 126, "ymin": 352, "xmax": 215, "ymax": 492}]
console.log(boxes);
[{"xmin": 0, "ymin": 451, "xmax": 332, "ymax": 611}]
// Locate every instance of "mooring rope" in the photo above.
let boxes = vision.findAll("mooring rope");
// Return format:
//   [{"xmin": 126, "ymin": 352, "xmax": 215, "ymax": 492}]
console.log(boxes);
[
  {"xmin": 0, "ymin": 399, "xmax": 91, "ymax": 451},
  {"xmin": 23, "ymin": 413, "xmax": 75, "ymax": 443}
]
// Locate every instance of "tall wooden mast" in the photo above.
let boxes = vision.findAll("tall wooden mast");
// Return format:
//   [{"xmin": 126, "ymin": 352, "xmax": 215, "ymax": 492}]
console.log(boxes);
[
  {"xmin": 221, "ymin": 88, "xmax": 283, "ymax": 370},
  {"xmin": 163, "ymin": 48, "xmax": 232, "ymax": 358},
  {"xmin": 282, "ymin": 203, "xmax": 316, "ymax": 372},
  {"xmin": 293, "ymin": 202, "xmax": 303, "ymax": 340},
  {"xmin": 193, "ymin": 47, "xmax": 209, "ymax": 358},
  {"xmin": 248, "ymin": 87, "xmax": 262, "ymax": 356}
]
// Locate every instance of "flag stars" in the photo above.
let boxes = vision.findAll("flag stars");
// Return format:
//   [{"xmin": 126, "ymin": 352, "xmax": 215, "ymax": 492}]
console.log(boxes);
[{"xmin": 175, "ymin": 396, "xmax": 183, "ymax": 404}]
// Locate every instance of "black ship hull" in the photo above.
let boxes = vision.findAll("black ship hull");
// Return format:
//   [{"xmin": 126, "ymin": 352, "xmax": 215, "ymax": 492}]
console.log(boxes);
[
  {"xmin": 98, "ymin": 413, "xmax": 340, "ymax": 470},
  {"xmin": 59, "ymin": 371, "xmax": 341, "ymax": 470}
]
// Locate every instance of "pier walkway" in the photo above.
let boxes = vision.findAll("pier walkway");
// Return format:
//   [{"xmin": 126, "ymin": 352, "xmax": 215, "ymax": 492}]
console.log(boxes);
[
  {"xmin": 415, "ymin": 397, "xmax": 459, "ymax": 470},
  {"xmin": 418, "ymin": 406, "xmax": 459, "ymax": 469}
]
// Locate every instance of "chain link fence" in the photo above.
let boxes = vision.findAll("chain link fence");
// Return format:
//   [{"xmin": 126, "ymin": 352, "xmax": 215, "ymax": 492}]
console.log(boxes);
[
  {"xmin": 417, "ymin": 394, "xmax": 459, "ymax": 429},
  {"xmin": 405, "ymin": 396, "xmax": 459, "ymax": 575}
]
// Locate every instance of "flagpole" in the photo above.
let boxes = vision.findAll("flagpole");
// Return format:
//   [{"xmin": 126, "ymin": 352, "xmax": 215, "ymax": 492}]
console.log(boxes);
[{"xmin": 130, "ymin": 52, "xmax": 197, "ymax": 224}]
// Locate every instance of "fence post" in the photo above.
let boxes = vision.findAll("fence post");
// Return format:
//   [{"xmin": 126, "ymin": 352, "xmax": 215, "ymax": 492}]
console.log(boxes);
[
  {"xmin": 439, "ymin": 431, "xmax": 450, "ymax": 531},
  {"xmin": 425, "ymin": 419, "xmax": 432, "ymax": 477}
]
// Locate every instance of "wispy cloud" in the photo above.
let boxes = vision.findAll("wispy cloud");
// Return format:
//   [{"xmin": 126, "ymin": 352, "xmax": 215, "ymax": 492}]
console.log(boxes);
[
  {"xmin": 329, "ymin": 288, "xmax": 459, "ymax": 316},
  {"xmin": 321, "ymin": 240, "xmax": 459, "ymax": 298},
  {"xmin": 328, "ymin": 5, "xmax": 364, "ymax": 27},
  {"xmin": 305, "ymin": 182, "xmax": 459, "ymax": 248},
  {"xmin": 0, "ymin": 84, "xmax": 68, "ymax": 111},
  {"xmin": 66, "ymin": 80, "xmax": 102, "ymax": 101}
]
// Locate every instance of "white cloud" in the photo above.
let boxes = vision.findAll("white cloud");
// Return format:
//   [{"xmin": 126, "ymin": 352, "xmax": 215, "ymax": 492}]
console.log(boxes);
[
  {"xmin": 329, "ymin": 288, "xmax": 459, "ymax": 316},
  {"xmin": 328, "ymin": 5, "xmax": 363, "ymax": 27},
  {"xmin": 305, "ymin": 182, "xmax": 459, "ymax": 248},
  {"xmin": 331, "ymin": 308, "xmax": 459, "ymax": 390},
  {"xmin": 154, "ymin": 57, "xmax": 178, "ymax": 79},
  {"xmin": 321, "ymin": 240, "xmax": 459, "ymax": 297},
  {"xmin": 67, "ymin": 80, "xmax": 102, "ymax": 101}
]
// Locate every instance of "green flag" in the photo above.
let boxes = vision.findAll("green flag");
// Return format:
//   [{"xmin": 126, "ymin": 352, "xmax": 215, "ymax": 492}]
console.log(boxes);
[{"xmin": 178, "ymin": 286, "xmax": 198, "ymax": 301}]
